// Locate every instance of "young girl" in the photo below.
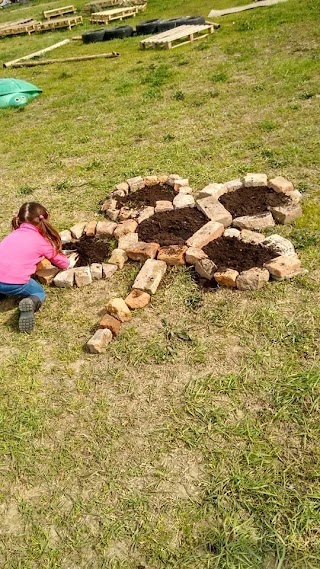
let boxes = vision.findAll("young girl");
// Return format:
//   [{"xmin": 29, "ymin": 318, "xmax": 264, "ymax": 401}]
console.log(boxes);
[{"xmin": 0, "ymin": 202, "xmax": 77, "ymax": 333}]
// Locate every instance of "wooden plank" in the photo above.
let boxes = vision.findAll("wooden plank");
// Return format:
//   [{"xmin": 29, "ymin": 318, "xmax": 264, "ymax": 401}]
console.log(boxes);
[
  {"xmin": 208, "ymin": 0, "xmax": 288, "ymax": 17},
  {"xmin": 90, "ymin": 3, "xmax": 145, "ymax": 22},
  {"xmin": 8, "ymin": 52, "xmax": 120, "ymax": 68},
  {"xmin": 38, "ymin": 15, "xmax": 83, "ymax": 31},
  {"xmin": 43, "ymin": 5, "xmax": 76, "ymax": 19},
  {"xmin": 4, "ymin": 39, "xmax": 71, "ymax": 68}
]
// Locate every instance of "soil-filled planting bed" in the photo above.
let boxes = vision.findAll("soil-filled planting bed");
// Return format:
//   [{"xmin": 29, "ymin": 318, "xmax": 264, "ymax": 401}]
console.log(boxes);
[
  {"xmin": 219, "ymin": 186, "xmax": 290, "ymax": 217},
  {"xmin": 203, "ymin": 237, "xmax": 279, "ymax": 272},
  {"xmin": 63, "ymin": 236, "xmax": 111, "ymax": 267},
  {"xmin": 138, "ymin": 207, "xmax": 208, "ymax": 246},
  {"xmin": 116, "ymin": 184, "xmax": 176, "ymax": 209}
]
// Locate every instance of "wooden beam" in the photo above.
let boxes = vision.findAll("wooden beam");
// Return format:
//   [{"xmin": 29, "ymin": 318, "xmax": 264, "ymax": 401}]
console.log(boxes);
[
  {"xmin": 3, "ymin": 39, "xmax": 71, "ymax": 68},
  {"xmin": 6, "ymin": 52, "xmax": 120, "ymax": 68}
]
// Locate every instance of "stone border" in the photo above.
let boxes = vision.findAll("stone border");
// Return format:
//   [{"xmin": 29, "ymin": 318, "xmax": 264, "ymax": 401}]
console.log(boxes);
[{"xmin": 32, "ymin": 172, "xmax": 305, "ymax": 353}]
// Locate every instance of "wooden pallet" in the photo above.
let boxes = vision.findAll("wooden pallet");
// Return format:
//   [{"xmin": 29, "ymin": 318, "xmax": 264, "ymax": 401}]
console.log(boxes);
[
  {"xmin": 38, "ymin": 15, "xmax": 83, "ymax": 31},
  {"xmin": 90, "ymin": 4, "xmax": 145, "ymax": 23},
  {"xmin": 0, "ymin": 18, "xmax": 33, "ymax": 29},
  {"xmin": 43, "ymin": 5, "xmax": 76, "ymax": 19},
  {"xmin": 0, "ymin": 20, "xmax": 39, "ymax": 37},
  {"xmin": 84, "ymin": 0, "xmax": 144, "ymax": 13},
  {"xmin": 140, "ymin": 23, "xmax": 214, "ymax": 50}
]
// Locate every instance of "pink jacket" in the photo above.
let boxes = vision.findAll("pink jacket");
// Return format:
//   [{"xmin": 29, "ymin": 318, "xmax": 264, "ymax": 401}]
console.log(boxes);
[{"xmin": 0, "ymin": 223, "xmax": 70, "ymax": 284}]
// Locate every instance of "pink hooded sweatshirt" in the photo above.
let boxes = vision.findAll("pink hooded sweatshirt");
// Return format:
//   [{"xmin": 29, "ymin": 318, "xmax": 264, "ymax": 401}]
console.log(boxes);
[{"xmin": 0, "ymin": 223, "xmax": 70, "ymax": 284}]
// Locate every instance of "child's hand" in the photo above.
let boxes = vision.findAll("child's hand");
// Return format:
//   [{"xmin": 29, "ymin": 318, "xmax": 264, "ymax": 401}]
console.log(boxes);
[{"xmin": 67, "ymin": 253, "xmax": 79, "ymax": 268}]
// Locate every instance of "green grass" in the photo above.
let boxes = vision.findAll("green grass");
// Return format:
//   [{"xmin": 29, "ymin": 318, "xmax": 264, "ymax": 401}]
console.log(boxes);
[{"xmin": 0, "ymin": 0, "xmax": 320, "ymax": 567}]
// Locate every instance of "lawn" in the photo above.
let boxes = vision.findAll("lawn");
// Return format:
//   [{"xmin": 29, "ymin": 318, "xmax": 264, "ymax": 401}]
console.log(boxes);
[{"xmin": 0, "ymin": 0, "xmax": 319, "ymax": 567}]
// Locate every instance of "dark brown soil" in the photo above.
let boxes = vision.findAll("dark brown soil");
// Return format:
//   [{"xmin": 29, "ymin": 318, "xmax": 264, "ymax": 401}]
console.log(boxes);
[
  {"xmin": 116, "ymin": 184, "xmax": 176, "ymax": 209},
  {"xmin": 138, "ymin": 207, "xmax": 208, "ymax": 246},
  {"xmin": 203, "ymin": 236, "xmax": 279, "ymax": 272},
  {"xmin": 63, "ymin": 236, "xmax": 111, "ymax": 267},
  {"xmin": 219, "ymin": 186, "xmax": 290, "ymax": 217}
]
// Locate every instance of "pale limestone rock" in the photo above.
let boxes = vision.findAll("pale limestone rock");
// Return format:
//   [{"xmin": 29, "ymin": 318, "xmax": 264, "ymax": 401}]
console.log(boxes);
[
  {"xmin": 186, "ymin": 221, "xmax": 224, "ymax": 249},
  {"xmin": 74, "ymin": 266, "xmax": 92, "ymax": 287},
  {"xmin": 36, "ymin": 267, "xmax": 59, "ymax": 285},
  {"xmin": 70, "ymin": 222, "xmax": 86, "ymax": 239},
  {"xmin": 185, "ymin": 247, "xmax": 208, "ymax": 265},
  {"xmin": 106, "ymin": 298, "xmax": 132, "ymax": 322},
  {"xmin": 87, "ymin": 329, "xmax": 113, "ymax": 354},
  {"xmin": 118, "ymin": 207, "xmax": 133, "ymax": 221},
  {"xmin": 262, "ymin": 234, "xmax": 296, "ymax": 257},
  {"xmin": 268, "ymin": 176, "xmax": 293, "ymax": 194},
  {"xmin": 223, "ymin": 178, "xmax": 243, "ymax": 192},
  {"xmin": 224, "ymin": 228, "xmax": 240, "ymax": 238},
  {"xmin": 118, "ymin": 233, "xmax": 139, "ymax": 251},
  {"xmin": 155, "ymin": 200, "xmax": 174, "ymax": 213},
  {"xmin": 137, "ymin": 206, "xmax": 155, "ymax": 224},
  {"xmin": 99, "ymin": 314, "xmax": 121, "ymax": 336},
  {"xmin": 269, "ymin": 205, "xmax": 302, "ymax": 224},
  {"xmin": 167, "ymin": 174, "xmax": 181, "ymax": 187},
  {"xmin": 36, "ymin": 258, "xmax": 53, "ymax": 271},
  {"xmin": 239, "ymin": 229, "xmax": 265, "ymax": 244},
  {"xmin": 90, "ymin": 263, "xmax": 103, "ymax": 280},
  {"xmin": 233, "ymin": 212, "xmax": 275, "ymax": 231},
  {"xmin": 53, "ymin": 269, "xmax": 74, "ymax": 288},
  {"xmin": 157, "ymin": 245, "xmax": 187, "ymax": 266},
  {"xmin": 102, "ymin": 263, "xmax": 118, "ymax": 279},
  {"xmin": 126, "ymin": 242, "xmax": 159, "ymax": 261},
  {"xmin": 214, "ymin": 268, "xmax": 239, "ymax": 288},
  {"xmin": 101, "ymin": 197, "xmax": 117, "ymax": 212},
  {"xmin": 198, "ymin": 183, "xmax": 225, "ymax": 199},
  {"xmin": 144, "ymin": 175, "xmax": 159, "ymax": 187},
  {"xmin": 236, "ymin": 268, "xmax": 270, "ymax": 290},
  {"xmin": 127, "ymin": 176, "xmax": 145, "ymax": 192},
  {"xmin": 173, "ymin": 193, "xmax": 195, "ymax": 209},
  {"xmin": 105, "ymin": 209, "xmax": 119, "ymax": 222},
  {"xmin": 125, "ymin": 289, "xmax": 151, "ymax": 309},
  {"xmin": 287, "ymin": 190, "xmax": 302, "ymax": 204},
  {"xmin": 113, "ymin": 189, "xmax": 126, "ymax": 198},
  {"xmin": 108, "ymin": 249, "xmax": 128, "ymax": 269},
  {"xmin": 60, "ymin": 229, "xmax": 72, "ymax": 243},
  {"xmin": 244, "ymin": 173, "xmax": 268, "ymax": 187},
  {"xmin": 174, "ymin": 178, "xmax": 189, "ymax": 191},
  {"xmin": 178, "ymin": 186, "xmax": 193, "ymax": 195},
  {"xmin": 196, "ymin": 197, "xmax": 232, "ymax": 227},
  {"xmin": 85, "ymin": 220, "xmax": 97, "ymax": 237},
  {"xmin": 264, "ymin": 255, "xmax": 301, "ymax": 279},
  {"xmin": 158, "ymin": 174, "xmax": 169, "ymax": 184},
  {"xmin": 132, "ymin": 259, "xmax": 167, "ymax": 295},
  {"xmin": 96, "ymin": 220, "xmax": 117, "ymax": 236},
  {"xmin": 115, "ymin": 181, "xmax": 129, "ymax": 194},
  {"xmin": 114, "ymin": 220, "xmax": 138, "ymax": 239},
  {"xmin": 195, "ymin": 258, "xmax": 217, "ymax": 280}
]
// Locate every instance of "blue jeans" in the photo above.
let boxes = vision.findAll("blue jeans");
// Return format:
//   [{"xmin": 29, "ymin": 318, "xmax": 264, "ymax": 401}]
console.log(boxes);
[{"xmin": 0, "ymin": 278, "xmax": 46, "ymax": 303}]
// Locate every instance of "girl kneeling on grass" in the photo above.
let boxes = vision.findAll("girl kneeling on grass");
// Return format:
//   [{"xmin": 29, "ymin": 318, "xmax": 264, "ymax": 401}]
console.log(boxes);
[{"xmin": 0, "ymin": 202, "xmax": 78, "ymax": 333}]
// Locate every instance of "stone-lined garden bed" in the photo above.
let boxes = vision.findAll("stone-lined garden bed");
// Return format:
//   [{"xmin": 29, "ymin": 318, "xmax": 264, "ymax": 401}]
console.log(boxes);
[{"xmin": 33, "ymin": 172, "xmax": 305, "ymax": 353}]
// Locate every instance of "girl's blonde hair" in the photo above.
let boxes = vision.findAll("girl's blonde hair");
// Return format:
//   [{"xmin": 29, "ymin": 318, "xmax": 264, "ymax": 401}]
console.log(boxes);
[{"xmin": 12, "ymin": 202, "xmax": 62, "ymax": 253}]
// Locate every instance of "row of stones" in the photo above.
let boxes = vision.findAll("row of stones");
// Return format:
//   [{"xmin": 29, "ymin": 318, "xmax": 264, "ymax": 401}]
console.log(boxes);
[{"xmin": 101, "ymin": 173, "xmax": 303, "ymax": 230}]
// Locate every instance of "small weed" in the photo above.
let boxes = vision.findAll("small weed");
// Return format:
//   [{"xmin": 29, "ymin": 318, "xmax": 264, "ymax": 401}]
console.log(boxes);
[
  {"xmin": 258, "ymin": 120, "xmax": 278, "ymax": 132},
  {"xmin": 56, "ymin": 180, "xmax": 71, "ymax": 191},
  {"xmin": 236, "ymin": 20, "xmax": 255, "ymax": 32},
  {"xmin": 163, "ymin": 133, "xmax": 175, "ymax": 142},
  {"xmin": 142, "ymin": 64, "xmax": 173, "ymax": 88},
  {"xmin": 210, "ymin": 72, "xmax": 228, "ymax": 83},
  {"xmin": 209, "ymin": 90, "xmax": 219, "ymax": 98},
  {"xmin": 173, "ymin": 90, "xmax": 185, "ymax": 101},
  {"xmin": 58, "ymin": 71, "xmax": 72, "ymax": 80},
  {"xmin": 298, "ymin": 92, "xmax": 315, "ymax": 99},
  {"xmin": 17, "ymin": 185, "xmax": 34, "ymax": 196},
  {"xmin": 185, "ymin": 290, "xmax": 203, "ymax": 311},
  {"xmin": 85, "ymin": 159, "xmax": 102, "ymax": 170}
]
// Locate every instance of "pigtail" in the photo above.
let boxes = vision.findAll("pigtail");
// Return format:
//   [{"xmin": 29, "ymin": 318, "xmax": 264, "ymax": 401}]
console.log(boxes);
[
  {"xmin": 38, "ymin": 217, "xmax": 62, "ymax": 253},
  {"xmin": 11, "ymin": 215, "xmax": 20, "ymax": 230}
]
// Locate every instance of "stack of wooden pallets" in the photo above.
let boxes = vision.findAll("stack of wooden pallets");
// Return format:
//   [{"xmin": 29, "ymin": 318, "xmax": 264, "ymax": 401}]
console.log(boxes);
[
  {"xmin": 90, "ymin": 3, "xmax": 145, "ymax": 23},
  {"xmin": 0, "ymin": 18, "xmax": 40, "ymax": 38},
  {"xmin": 140, "ymin": 23, "xmax": 214, "ymax": 50}
]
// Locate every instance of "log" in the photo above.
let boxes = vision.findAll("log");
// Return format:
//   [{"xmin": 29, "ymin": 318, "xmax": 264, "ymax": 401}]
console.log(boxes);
[
  {"xmin": 7, "ymin": 52, "xmax": 120, "ymax": 68},
  {"xmin": 3, "ymin": 39, "xmax": 71, "ymax": 68}
]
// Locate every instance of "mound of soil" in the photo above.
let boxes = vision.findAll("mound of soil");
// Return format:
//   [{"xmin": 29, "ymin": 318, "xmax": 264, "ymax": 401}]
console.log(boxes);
[
  {"xmin": 116, "ymin": 184, "xmax": 176, "ymax": 209},
  {"xmin": 203, "ymin": 236, "xmax": 279, "ymax": 273},
  {"xmin": 138, "ymin": 207, "xmax": 208, "ymax": 246},
  {"xmin": 63, "ymin": 236, "xmax": 111, "ymax": 267},
  {"xmin": 219, "ymin": 186, "xmax": 290, "ymax": 218}
]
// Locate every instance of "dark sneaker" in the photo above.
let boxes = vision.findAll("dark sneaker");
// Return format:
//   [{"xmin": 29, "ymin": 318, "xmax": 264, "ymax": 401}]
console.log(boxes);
[{"xmin": 18, "ymin": 298, "xmax": 35, "ymax": 333}]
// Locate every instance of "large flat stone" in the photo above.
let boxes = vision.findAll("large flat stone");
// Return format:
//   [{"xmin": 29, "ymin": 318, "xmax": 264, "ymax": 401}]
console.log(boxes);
[
  {"xmin": 198, "ymin": 183, "xmax": 225, "ymax": 199},
  {"xmin": 244, "ymin": 173, "xmax": 268, "ymax": 187},
  {"xmin": 127, "ymin": 176, "xmax": 145, "ymax": 192},
  {"xmin": 132, "ymin": 259, "xmax": 167, "ymax": 295},
  {"xmin": 268, "ymin": 176, "xmax": 293, "ymax": 194},
  {"xmin": 173, "ymin": 193, "xmax": 195, "ymax": 209},
  {"xmin": 96, "ymin": 220, "xmax": 117, "ymax": 236},
  {"xmin": 137, "ymin": 206, "xmax": 155, "ymax": 224},
  {"xmin": 90, "ymin": 263, "xmax": 103, "ymax": 280},
  {"xmin": 239, "ymin": 229, "xmax": 265, "ymax": 244},
  {"xmin": 125, "ymin": 289, "xmax": 151, "ymax": 309},
  {"xmin": 195, "ymin": 258, "xmax": 217, "ymax": 280},
  {"xmin": 114, "ymin": 220, "xmax": 138, "ymax": 239},
  {"xmin": 186, "ymin": 221, "xmax": 224, "ymax": 249},
  {"xmin": 70, "ymin": 222, "xmax": 86, "ymax": 239},
  {"xmin": 36, "ymin": 267, "xmax": 60, "ymax": 285},
  {"xmin": 174, "ymin": 178, "xmax": 189, "ymax": 191},
  {"xmin": 214, "ymin": 268, "xmax": 239, "ymax": 288},
  {"xmin": 157, "ymin": 245, "xmax": 187, "ymax": 266},
  {"xmin": 99, "ymin": 313, "xmax": 121, "ymax": 336},
  {"xmin": 269, "ymin": 205, "xmax": 302, "ymax": 224},
  {"xmin": 233, "ymin": 212, "xmax": 275, "ymax": 231},
  {"xmin": 53, "ymin": 268, "xmax": 75, "ymax": 288},
  {"xmin": 85, "ymin": 220, "xmax": 97, "ymax": 237},
  {"xmin": 106, "ymin": 298, "xmax": 132, "ymax": 322},
  {"xmin": 185, "ymin": 247, "xmax": 208, "ymax": 265},
  {"xmin": 118, "ymin": 233, "xmax": 139, "ymax": 251},
  {"xmin": 262, "ymin": 234, "xmax": 296, "ymax": 257},
  {"xmin": 60, "ymin": 229, "xmax": 72, "ymax": 243},
  {"xmin": 102, "ymin": 263, "xmax": 118, "ymax": 279},
  {"xmin": 126, "ymin": 242, "xmax": 160, "ymax": 261},
  {"xmin": 74, "ymin": 266, "xmax": 92, "ymax": 287},
  {"xmin": 108, "ymin": 249, "xmax": 128, "ymax": 269},
  {"xmin": 196, "ymin": 197, "xmax": 232, "ymax": 226},
  {"xmin": 264, "ymin": 255, "xmax": 301, "ymax": 278},
  {"xmin": 144, "ymin": 175, "xmax": 159, "ymax": 187},
  {"xmin": 223, "ymin": 178, "xmax": 243, "ymax": 192},
  {"xmin": 155, "ymin": 200, "xmax": 173, "ymax": 213},
  {"xmin": 236, "ymin": 267, "xmax": 270, "ymax": 290}
]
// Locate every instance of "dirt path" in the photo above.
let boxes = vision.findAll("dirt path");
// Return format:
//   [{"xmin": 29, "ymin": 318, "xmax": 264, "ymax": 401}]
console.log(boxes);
[{"xmin": 209, "ymin": 0, "xmax": 288, "ymax": 18}]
